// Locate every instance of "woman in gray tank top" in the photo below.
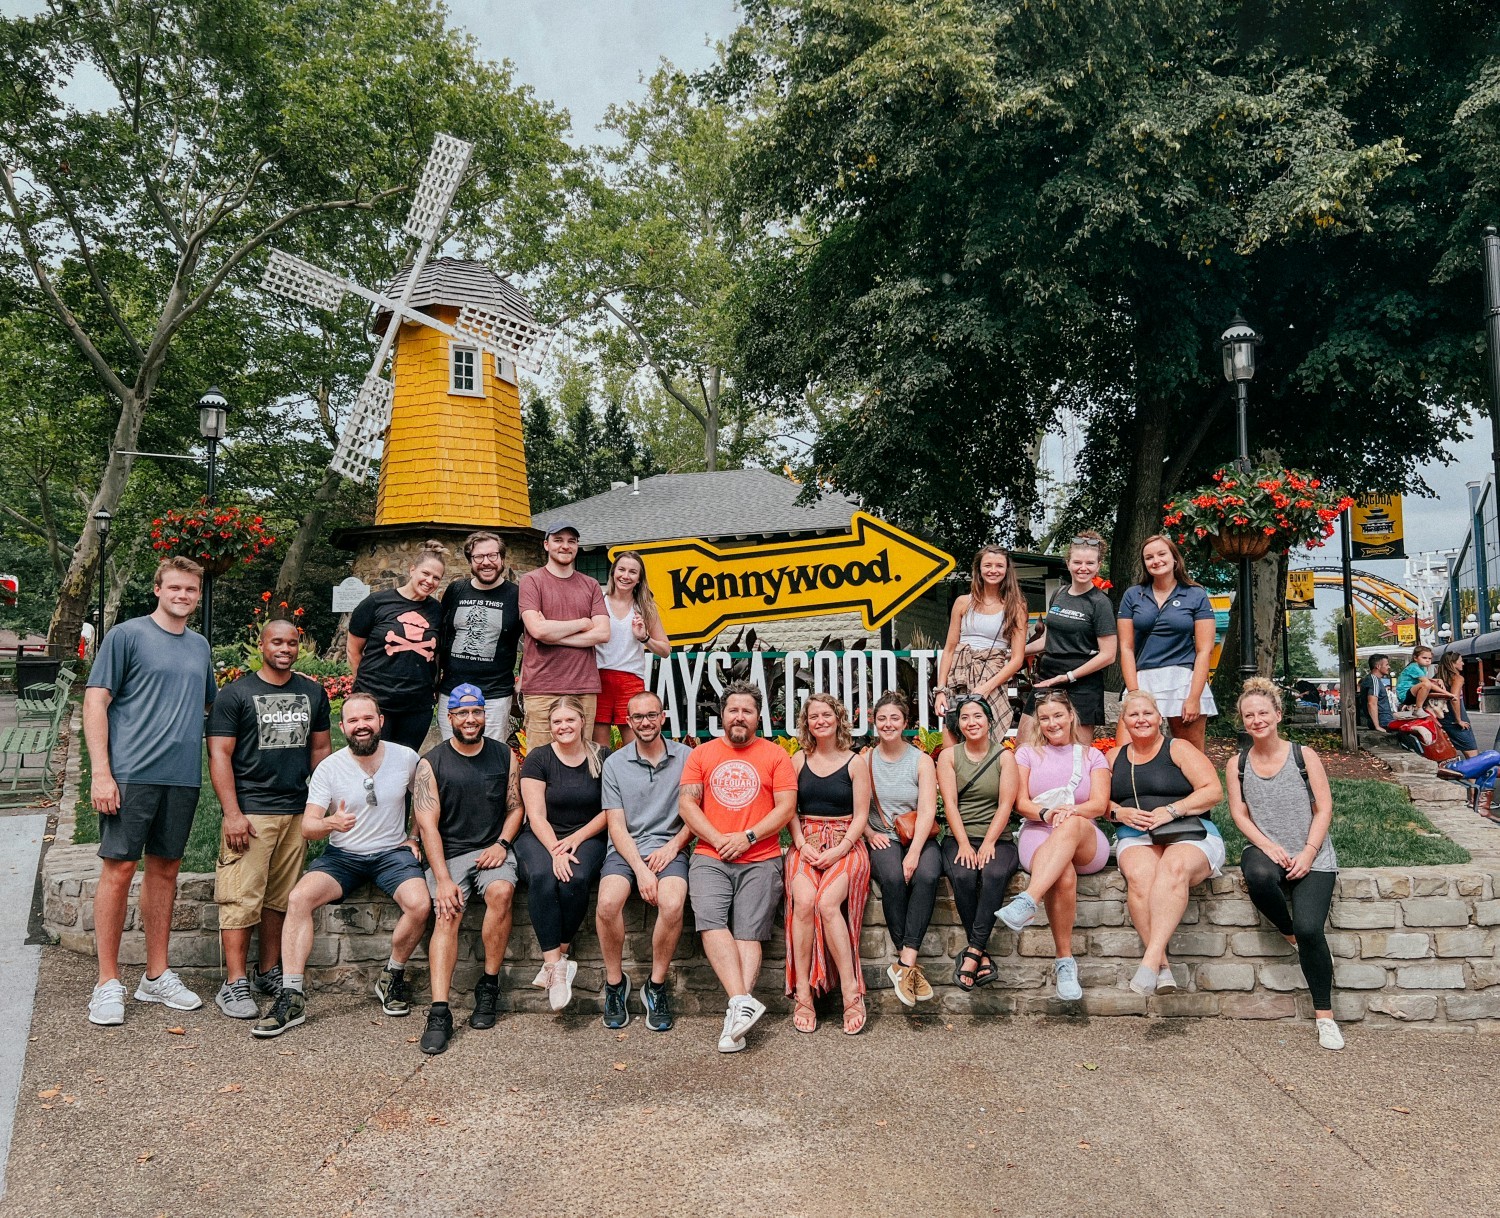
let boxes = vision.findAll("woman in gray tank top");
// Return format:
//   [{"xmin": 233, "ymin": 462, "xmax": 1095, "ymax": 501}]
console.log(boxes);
[
  {"xmin": 1227, "ymin": 678, "xmax": 1343, "ymax": 1051},
  {"xmin": 864, "ymin": 691, "xmax": 942, "ymax": 1008}
]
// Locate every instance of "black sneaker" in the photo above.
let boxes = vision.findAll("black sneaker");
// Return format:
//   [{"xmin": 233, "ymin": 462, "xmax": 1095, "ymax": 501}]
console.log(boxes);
[
  {"xmin": 251, "ymin": 988, "xmax": 306, "ymax": 1039},
  {"xmin": 602, "ymin": 974, "xmax": 631, "ymax": 1030},
  {"xmin": 420, "ymin": 1006, "xmax": 453, "ymax": 1055},
  {"xmin": 470, "ymin": 975, "xmax": 500, "ymax": 1030},
  {"xmin": 250, "ymin": 963, "xmax": 283, "ymax": 997},
  {"xmin": 376, "ymin": 967, "xmax": 411, "ymax": 1017},
  {"xmin": 642, "ymin": 979, "xmax": 673, "ymax": 1032}
]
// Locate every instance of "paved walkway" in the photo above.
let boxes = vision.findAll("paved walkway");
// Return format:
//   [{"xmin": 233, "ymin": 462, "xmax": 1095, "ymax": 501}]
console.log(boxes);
[
  {"xmin": 0, "ymin": 818, "xmax": 45, "ymax": 1204},
  {"xmin": 2, "ymin": 948, "xmax": 1498, "ymax": 1217}
]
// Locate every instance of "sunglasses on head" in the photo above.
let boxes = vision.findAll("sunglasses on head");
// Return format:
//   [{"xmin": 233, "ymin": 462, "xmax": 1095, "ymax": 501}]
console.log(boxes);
[{"xmin": 1070, "ymin": 536, "xmax": 1102, "ymax": 549}]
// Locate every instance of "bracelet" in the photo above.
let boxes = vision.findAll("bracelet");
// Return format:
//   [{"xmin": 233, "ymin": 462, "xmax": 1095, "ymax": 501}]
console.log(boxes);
[{"xmin": 1067, "ymin": 670, "xmax": 1077, "ymax": 684}]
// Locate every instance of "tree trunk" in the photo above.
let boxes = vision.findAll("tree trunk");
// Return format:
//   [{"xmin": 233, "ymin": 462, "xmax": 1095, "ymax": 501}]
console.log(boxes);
[
  {"xmin": 47, "ymin": 391, "xmax": 144, "ymax": 651},
  {"xmin": 1108, "ymin": 390, "xmax": 1171, "ymax": 594},
  {"xmin": 1210, "ymin": 549, "xmax": 1286, "ymax": 711},
  {"xmin": 702, "ymin": 366, "xmax": 720, "ymax": 472},
  {"xmin": 103, "ymin": 535, "xmax": 144, "ymax": 632},
  {"xmin": 274, "ymin": 466, "xmax": 343, "ymax": 603}
]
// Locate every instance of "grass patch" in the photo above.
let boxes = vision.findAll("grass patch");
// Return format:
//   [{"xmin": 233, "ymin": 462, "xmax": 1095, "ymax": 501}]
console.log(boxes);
[{"xmin": 1211, "ymin": 778, "xmax": 1470, "ymax": 869}]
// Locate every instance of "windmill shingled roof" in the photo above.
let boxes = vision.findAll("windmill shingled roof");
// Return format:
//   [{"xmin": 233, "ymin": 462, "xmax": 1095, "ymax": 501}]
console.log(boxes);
[
  {"xmin": 532, "ymin": 471, "xmax": 861, "ymax": 548},
  {"xmin": 376, "ymin": 257, "xmax": 537, "ymax": 327}
]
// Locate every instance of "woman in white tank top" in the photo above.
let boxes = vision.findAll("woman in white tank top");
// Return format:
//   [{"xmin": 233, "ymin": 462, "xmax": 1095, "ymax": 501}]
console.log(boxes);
[
  {"xmin": 934, "ymin": 546, "xmax": 1029, "ymax": 743},
  {"xmin": 593, "ymin": 552, "xmax": 671, "ymax": 745}
]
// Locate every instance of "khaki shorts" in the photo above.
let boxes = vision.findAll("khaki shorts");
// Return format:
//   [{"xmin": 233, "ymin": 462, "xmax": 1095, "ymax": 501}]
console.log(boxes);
[
  {"xmin": 521, "ymin": 693, "xmax": 598, "ymax": 747},
  {"xmin": 215, "ymin": 815, "xmax": 307, "ymax": 930}
]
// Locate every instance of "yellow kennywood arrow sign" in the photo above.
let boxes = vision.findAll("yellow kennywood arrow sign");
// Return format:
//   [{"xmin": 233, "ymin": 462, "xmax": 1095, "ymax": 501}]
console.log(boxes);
[{"xmin": 611, "ymin": 511, "xmax": 955, "ymax": 646}]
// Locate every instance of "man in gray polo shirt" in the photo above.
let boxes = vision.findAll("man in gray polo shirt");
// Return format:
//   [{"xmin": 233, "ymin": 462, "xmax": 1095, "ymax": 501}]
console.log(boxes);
[{"xmin": 595, "ymin": 690, "xmax": 693, "ymax": 1032}]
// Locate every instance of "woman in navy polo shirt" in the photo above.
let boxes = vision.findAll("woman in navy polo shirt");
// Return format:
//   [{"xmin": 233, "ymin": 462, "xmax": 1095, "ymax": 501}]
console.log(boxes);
[{"xmin": 1117, "ymin": 535, "xmax": 1217, "ymax": 752}]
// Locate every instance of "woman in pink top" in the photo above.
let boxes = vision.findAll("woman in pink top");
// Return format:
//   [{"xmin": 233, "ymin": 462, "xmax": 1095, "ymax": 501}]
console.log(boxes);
[{"xmin": 993, "ymin": 691, "xmax": 1111, "ymax": 1002}]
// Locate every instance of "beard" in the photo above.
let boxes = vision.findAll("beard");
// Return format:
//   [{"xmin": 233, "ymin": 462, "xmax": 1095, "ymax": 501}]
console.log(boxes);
[
  {"xmin": 454, "ymin": 720, "xmax": 484, "ymax": 744},
  {"xmin": 725, "ymin": 721, "xmax": 754, "ymax": 745},
  {"xmin": 348, "ymin": 728, "xmax": 381, "ymax": 756}
]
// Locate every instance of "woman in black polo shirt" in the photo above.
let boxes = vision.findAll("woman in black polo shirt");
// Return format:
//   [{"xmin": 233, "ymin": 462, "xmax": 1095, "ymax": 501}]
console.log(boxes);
[{"xmin": 1022, "ymin": 530, "xmax": 1117, "ymax": 744}]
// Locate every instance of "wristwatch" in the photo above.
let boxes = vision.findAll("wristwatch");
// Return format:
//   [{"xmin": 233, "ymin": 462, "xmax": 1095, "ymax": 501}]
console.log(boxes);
[
  {"xmin": 745, "ymin": 829, "xmax": 758, "ymax": 844},
  {"xmin": 1067, "ymin": 670, "xmax": 1077, "ymax": 684},
  {"xmin": 498, "ymin": 837, "xmax": 513, "ymax": 851},
  {"xmin": 1165, "ymin": 803, "xmax": 1179, "ymax": 820}
]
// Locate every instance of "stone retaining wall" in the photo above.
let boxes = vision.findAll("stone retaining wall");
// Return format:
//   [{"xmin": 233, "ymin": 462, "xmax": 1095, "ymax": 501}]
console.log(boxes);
[{"xmin": 42, "ymin": 713, "xmax": 1500, "ymax": 1027}]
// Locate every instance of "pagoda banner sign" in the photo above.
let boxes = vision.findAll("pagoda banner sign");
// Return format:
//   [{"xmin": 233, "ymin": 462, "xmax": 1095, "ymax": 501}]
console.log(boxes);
[
  {"xmin": 1350, "ymin": 495, "xmax": 1405, "ymax": 560},
  {"xmin": 613, "ymin": 512, "xmax": 955, "ymax": 647}
]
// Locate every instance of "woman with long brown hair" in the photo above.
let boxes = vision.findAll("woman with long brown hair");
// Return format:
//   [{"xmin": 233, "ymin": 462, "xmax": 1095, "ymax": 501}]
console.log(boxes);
[
  {"xmin": 1117, "ymin": 534, "xmax": 1217, "ymax": 752},
  {"xmin": 934, "ymin": 545, "xmax": 1029, "ymax": 741},
  {"xmin": 1436, "ymin": 651, "xmax": 1478, "ymax": 757},
  {"xmin": 593, "ymin": 550, "xmax": 671, "ymax": 746}
]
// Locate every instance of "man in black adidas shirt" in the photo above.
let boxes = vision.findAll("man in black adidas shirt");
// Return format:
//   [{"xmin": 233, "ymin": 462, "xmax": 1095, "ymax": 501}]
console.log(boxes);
[
  {"xmin": 208, "ymin": 619, "xmax": 332, "ymax": 1019},
  {"xmin": 412, "ymin": 684, "xmax": 524, "ymax": 1054},
  {"xmin": 437, "ymin": 531, "xmax": 522, "ymax": 743}
]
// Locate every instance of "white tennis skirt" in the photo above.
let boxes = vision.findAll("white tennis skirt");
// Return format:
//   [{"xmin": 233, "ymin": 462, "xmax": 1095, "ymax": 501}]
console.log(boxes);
[{"xmin": 1136, "ymin": 665, "xmax": 1217, "ymax": 719}]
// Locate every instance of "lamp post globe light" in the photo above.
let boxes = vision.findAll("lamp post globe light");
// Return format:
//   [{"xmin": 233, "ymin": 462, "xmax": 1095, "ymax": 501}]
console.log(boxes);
[
  {"xmin": 92, "ymin": 507, "xmax": 112, "ymax": 646},
  {"xmin": 1221, "ymin": 313, "xmax": 1264, "ymax": 682},
  {"xmin": 1464, "ymin": 613, "xmax": 1480, "ymax": 638},
  {"xmin": 1438, "ymin": 623, "xmax": 1453, "ymax": 643},
  {"xmin": 196, "ymin": 386, "xmax": 230, "ymax": 646}
]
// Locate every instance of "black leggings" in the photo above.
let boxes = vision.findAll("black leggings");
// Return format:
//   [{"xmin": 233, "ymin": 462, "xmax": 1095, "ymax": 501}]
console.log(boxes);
[
  {"xmin": 1240, "ymin": 845, "xmax": 1337, "ymax": 1009},
  {"xmin": 941, "ymin": 834, "xmax": 1020, "ymax": 952},
  {"xmin": 513, "ymin": 830, "xmax": 607, "ymax": 953},
  {"xmin": 377, "ymin": 703, "xmax": 435, "ymax": 752},
  {"xmin": 868, "ymin": 838, "xmax": 942, "ymax": 953}
]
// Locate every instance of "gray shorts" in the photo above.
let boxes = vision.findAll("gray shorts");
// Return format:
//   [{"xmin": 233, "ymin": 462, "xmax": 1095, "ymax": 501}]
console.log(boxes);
[
  {"xmin": 688, "ymin": 853, "xmax": 783, "ymax": 942},
  {"xmin": 99, "ymin": 784, "xmax": 199, "ymax": 862},
  {"xmin": 601, "ymin": 849, "xmax": 690, "ymax": 886},
  {"xmin": 426, "ymin": 845, "xmax": 517, "ymax": 904}
]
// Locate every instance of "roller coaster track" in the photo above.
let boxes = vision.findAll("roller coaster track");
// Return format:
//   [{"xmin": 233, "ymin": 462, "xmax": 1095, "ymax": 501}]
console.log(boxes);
[{"xmin": 1295, "ymin": 566, "xmax": 1427, "ymax": 627}]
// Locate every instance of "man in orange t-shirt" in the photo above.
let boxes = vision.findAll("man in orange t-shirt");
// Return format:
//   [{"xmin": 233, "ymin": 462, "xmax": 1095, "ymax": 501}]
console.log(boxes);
[{"xmin": 679, "ymin": 682, "xmax": 797, "ymax": 1053}]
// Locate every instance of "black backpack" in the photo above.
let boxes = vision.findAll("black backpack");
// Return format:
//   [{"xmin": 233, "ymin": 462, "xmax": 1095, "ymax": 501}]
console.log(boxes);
[{"xmin": 1236, "ymin": 742, "xmax": 1313, "ymax": 796}]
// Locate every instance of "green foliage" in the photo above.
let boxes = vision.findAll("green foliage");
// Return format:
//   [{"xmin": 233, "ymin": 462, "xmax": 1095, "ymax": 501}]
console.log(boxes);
[
  {"xmin": 1321, "ymin": 610, "xmax": 1395, "ymax": 654},
  {"xmin": 1284, "ymin": 611, "xmax": 1325, "ymax": 678}
]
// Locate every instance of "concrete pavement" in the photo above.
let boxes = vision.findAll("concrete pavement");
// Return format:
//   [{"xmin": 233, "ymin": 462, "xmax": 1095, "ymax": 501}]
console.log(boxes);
[
  {"xmin": 3, "ymin": 948, "xmax": 1497, "ymax": 1218},
  {"xmin": 0, "ymin": 816, "xmax": 44, "ymax": 1204}
]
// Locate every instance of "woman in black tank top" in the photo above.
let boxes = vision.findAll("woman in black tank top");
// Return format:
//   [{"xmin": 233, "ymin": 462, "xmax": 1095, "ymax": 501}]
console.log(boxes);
[
  {"xmin": 785, "ymin": 694, "xmax": 872, "ymax": 1035},
  {"xmin": 1105, "ymin": 691, "xmax": 1223, "ymax": 999}
]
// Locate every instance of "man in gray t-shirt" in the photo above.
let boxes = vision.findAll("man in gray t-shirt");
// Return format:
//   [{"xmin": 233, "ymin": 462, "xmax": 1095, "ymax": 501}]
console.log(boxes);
[
  {"xmin": 83, "ymin": 557, "xmax": 217, "ymax": 1028},
  {"xmin": 594, "ymin": 690, "xmax": 693, "ymax": 1032}
]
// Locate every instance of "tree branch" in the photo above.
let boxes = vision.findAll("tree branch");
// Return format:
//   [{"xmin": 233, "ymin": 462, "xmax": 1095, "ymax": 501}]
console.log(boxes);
[{"xmin": 595, "ymin": 294, "xmax": 708, "ymax": 426}]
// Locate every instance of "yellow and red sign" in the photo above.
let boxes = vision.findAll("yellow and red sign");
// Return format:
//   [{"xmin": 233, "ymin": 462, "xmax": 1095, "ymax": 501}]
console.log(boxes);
[{"xmin": 1350, "ymin": 495, "xmax": 1405, "ymax": 560}]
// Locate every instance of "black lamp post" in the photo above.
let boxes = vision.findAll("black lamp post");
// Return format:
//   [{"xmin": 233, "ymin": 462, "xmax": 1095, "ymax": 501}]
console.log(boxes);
[
  {"xmin": 92, "ymin": 507, "xmax": 112, "ymax": 647},
  {"xmin": 1221, "ymin": 313, "xmax": 1263, "ymax": 681},
  {"xmin": 197, "ymin": 387, "xmax": 229, "ymax": 646}
]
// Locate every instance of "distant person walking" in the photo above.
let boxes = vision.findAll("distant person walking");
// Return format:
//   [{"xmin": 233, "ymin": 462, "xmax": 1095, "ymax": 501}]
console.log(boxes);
[
  {"xmin": 437, "ymin": 532, "xmax": 523, "ymax": 743},
  {"xmin": 593, "ymin": 550, "xmax": 671, "ymax": 747},
  {"xmin": 348, "ymin": 541, "xmax": 447, "ymax": 751},
  {"xmin": 519, "ymin": 521, "xmax": 610, "ymax": 745},
  {"xmin": 84, "ymin": 556, "xmax": 217, "ymax": 1026}
]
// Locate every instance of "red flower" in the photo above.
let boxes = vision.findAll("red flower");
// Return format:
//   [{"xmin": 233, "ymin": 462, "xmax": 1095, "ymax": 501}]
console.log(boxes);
[
  {"xmin": 293, "ymin": 607, "xmax": 305, "ymax": 617},
  {"xmin": 261, "ymin": 591, "xmax": 272, "ymax": 601}
]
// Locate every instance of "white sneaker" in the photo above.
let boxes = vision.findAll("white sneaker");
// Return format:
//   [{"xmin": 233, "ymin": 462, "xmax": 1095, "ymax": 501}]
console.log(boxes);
[
  {"xmin": 1316, "ymin": 1017, "xmax": 1345, "ymax": 1051},
  {"xmin": 548, "ymin": 958, "xmax": 577, "ymax": 1011},
  {"xmin": 88, "ymin": 979, "xmax": 126, "ymax": 1026},
  {"xmin": 1156, "ymin": 965, "xmax": 1178, "ymax": 994},
  {"xmin": 727, "ymin": 995, "xmax": 766, "ymax": 1041},
  {"xmin": 531, "ymin": 963, "xmax": 553, "ymax": 988},
  {"xmin": 717, "ymin": 1005, "xmax": 746, "ymax": 1053},
  {"xmin": 134, "ymin": 969, "xmax": 203, "ymax": 1011}
]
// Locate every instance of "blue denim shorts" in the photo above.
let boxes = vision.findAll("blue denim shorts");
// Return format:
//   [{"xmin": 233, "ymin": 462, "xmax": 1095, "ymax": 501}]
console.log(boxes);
[{"xmin": 309, "ymin": 844, "xmax": 426, "ymax": 901}]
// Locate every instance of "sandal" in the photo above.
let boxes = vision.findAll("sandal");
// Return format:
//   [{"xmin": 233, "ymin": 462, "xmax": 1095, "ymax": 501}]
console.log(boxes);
[
  {"xmin": 973, "ymin": 952, "xmax": 999, "ymax": 988},
  {"xmin": 954, "ymin": 947, "xmax": 984, "ymax": 993},
  {"xmin": 842, "ymin": 993, "xmax": 867, "ymax": 1036},
  {"xmin": 793, "ymin": 996, "xmax": 818, "ymax": 1034}
]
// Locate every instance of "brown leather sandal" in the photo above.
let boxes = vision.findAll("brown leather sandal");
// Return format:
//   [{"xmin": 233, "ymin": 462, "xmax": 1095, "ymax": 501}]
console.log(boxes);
[
  {"xmin": 793, "ymin": 996, "xmax": 818, "ymax": 1033},
  {"xmin": 842, "ymin": 993, "xmax": 867, "ymax": 1036}
]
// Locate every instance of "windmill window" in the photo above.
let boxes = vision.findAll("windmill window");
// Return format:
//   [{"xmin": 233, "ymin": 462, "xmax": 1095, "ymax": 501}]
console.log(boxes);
[
  {"xmin": 449, "ymin": 343, "xmax": 483, "ymax": 397},
  {"xmin": 494, "ymin": 353, "xmax": 517, "ymax": 385}
]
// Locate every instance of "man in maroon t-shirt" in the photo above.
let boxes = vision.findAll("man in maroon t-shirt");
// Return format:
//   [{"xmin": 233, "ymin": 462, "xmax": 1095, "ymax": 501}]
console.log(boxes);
[{"xmin": 518, "ymin": 521, "xmax": 610, "ymax": 744}]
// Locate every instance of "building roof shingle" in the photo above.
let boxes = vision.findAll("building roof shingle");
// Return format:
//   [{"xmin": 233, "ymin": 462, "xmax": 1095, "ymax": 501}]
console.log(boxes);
[{"xmin": 376, "ymin": 257, "xmax": 536, "ymax": 330}]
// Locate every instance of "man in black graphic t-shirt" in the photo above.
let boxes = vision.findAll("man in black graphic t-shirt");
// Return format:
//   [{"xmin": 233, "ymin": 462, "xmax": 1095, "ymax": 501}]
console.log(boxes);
[
  {"xmin": 208, "ymin": 620, "xmax": 332, "ymax": 1019},
  {"xmin": 438, "ymin": 531, "xmax": 522, "ymax": 743}
]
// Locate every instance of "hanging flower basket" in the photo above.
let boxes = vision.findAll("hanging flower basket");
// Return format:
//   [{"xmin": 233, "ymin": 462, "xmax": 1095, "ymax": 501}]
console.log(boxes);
[
  {"xmin": 1163, "ymin": 465, "xmax": 1354, "ymax": 561},
  {"xmin": 150, "ymin": 500, "xmax": 277, "ymax": 574}
]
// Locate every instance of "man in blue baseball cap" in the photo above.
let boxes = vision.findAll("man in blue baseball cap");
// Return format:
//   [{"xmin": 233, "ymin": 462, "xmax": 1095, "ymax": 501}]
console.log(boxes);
[{"xmin": 410, "ymin": 682, "xmax": 524, "ymax": 1054}]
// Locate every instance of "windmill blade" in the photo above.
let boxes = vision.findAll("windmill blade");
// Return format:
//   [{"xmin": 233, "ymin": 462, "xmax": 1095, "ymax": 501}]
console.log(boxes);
[
  {"xmin": 403, "ymin": 133, "xmax": 474, "ymax": 242},
  {"xmin": 329, "ymin": 374, "xmax": 395, "ymax": 484},
  {"xmin": 261, "ymin": 249, "xmax": 349, "ymax": 312},
  {"xmin": 454, "ymin": 304, "xmax": 556, "ymax": 373}
]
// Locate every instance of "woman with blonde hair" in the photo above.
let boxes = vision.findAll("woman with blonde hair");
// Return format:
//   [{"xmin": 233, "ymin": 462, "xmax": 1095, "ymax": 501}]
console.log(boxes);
[
  {"xmin": 995, "ymin": 691, "xmax": 1111, "ymax": 1002},
  {"xmin": 517, "ymin": 696, "xmax": 611, "ymax": 1011},
  {"xmin": 1023, "ymin": 531, "xmax": 1117, "ymax": 744},
  {"xmin": 934, "ymin": 546, "xmax": 1029, "ymax": 741},
  {"xmin": 1107, "ymin": 689, "xmax": 1224, "ymax": 996},
  {"xmin": 1117, "ymin": 534, "xmax": 1217, "ymax": 752},
  {"xmin": 1228, "ymin": 678, "xmax": 1342, "ymax": 1050},
  {"xmin": 348, "ymin": 540, "xmax": 448, "ymax": 750},
  {"xmin": 594, "ymin": 550, "xmax": 672, "ymax": 746},
  {"xmin": 784, "ymin": 693, "xmax": 872, "ymax": 1035}
]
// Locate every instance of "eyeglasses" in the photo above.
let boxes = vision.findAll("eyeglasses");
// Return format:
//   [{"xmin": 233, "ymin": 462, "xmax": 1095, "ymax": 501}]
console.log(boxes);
[
  {"xmin": 627, "ymin": 711, "xmax": 663, "ymax": 724},
  {"xmin": 470, "ymin": 553, "xmax": 501, "ymax": 563},
  {"xmin": 451, "ymin": 707, "xmax": 486, "ymax": 718},
  {"xmin": 362, "ymin": 776, "xmax": 377, "ymax": 807},
  {"xmin": 1070, "ymin": 536, "xmax": 1102, "ymax": 550}
]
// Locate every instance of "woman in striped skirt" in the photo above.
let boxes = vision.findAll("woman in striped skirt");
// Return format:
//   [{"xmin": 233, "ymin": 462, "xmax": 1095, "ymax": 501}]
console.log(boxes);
[{"xmin": 785, "ymin": 693, "xmax": 872, "ymax": 1035}]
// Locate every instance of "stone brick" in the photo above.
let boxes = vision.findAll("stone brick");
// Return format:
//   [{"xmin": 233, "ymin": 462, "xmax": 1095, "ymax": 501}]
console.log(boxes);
[
  {"xmin": 1071, "ymin": 900, "xmax": 1125, "ymax": 929},
  {"xmin": 1366, "ymin": 994, "xmax": 1439, "ymax": 1022},
  {"xmin": 170, "ymin": 904, "xmax": 198, "ymax": 931},
  {"xmin": 1260, "ymin": 963, "xmax": 1311, "ymax": 991},
  {"xmin": 1209, "ymin": 876, "xmax": 1241, "ymax": 896},
  {"xmin": 1230, "ymin": 931, "xmax": 1295, "ymax": 957},
  {"xmin": 1453, "ymin": 874, "xmax": 1488, "ymax": 899},
  {"xmin": 1330, "ymin": 992, "xmax": 1367, "ymax": 1022},
  {"xmin": 1358, "ymin": 932, "xmax": 1431, "ymax": 960},
  {"xmin": 178, "ymin": 878, "xmax": 213, "ymax": 902},
  {"xmin": 1195, "ymin": 963, "xmax": 1255, "ymax": 991},
  {"xmin": 1399, "ymin": 899, "xmax": 1470, "ymax": 928},
  {"xmin": 1205, "ymin": 901, "xmax": 1261, "ymax": 927},
  {"xmin": 990, "ymin": 966, "xmax": 1046, "ymax": 990},
  {"xmin": 1473, "ymin": 902, "xmax": 1500, "ymax": 927},
  {"xmin": 329, "ymin": 904, "xmax": 379, "ymax": 935},
  {"xmin": 1331, "ymin": 963, "xmax": 1389, "ymax": 990},
  {"xmin": 1395, "ymin": 963, "xmax": 1464, "ymax": 989},
  {"xmin": 1219, "ymin": 992, "xmax": 1299, "ymax": 1020},
  {"xmin": 1165, "ymin": 930, "xmax": 1227, "ymax": 957},
  {"xmin": 200, "ymin": 904, "xmax": 219, "ymax": 931},
  {"xmin": 860, "ymin": 928, "xmax": 890, "ymax": 958},
  {"xmin": 340, "ymin": 935, "xmax": 396, "ymax": 963},
  {"xmin": 1375, "ymin": 874, "xmax": 1412, "ymax": 899},
  {"xmin": 1088, "ymin": 929, "xmax": 1146, "ymax": 957},
  {"xmin": 1077, "ymin": 961, "xmax": 1124, "ymax": 988},
  {"xmin": 1444, "ymin": 992, "xmax": 1500, "ymax": 1020},
  {"xmin": 1326, "ymin": 933, "xmax": 1360, "ymax": 959},
  {"xmin": 1329, "ymin": 902, "xmax": 1398, "ymax": 929},
  {"xmin": 1471, "ymin": 961, "xmax": 1500, "ymax": 989},
  {"xmin": 1077, "ymin": 991, "xmax": 1148, "ymax": 1016},
  {"xmin": 1148, "ymin": 992, "xmax": 1219, "ymax": 1018},
  {"xmin": 1434, "ymin": 929, "xmax": 1491, "ymax": 957},
  {"xmin": 1411, "ymin": 875, "xmax": 1452, "ymax": 897},
  {"xmin": 1018, "ymin": 931, "xmax": 1084, "ymax": 958},
  {"xmin": 1338, "ymin": 875, "xmax": 1378, "ymax": 899}
]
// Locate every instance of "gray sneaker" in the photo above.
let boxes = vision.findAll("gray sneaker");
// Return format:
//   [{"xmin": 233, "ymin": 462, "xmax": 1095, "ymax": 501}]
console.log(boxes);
[
  {"xmin": 215, "ymin": 978, "xmax": 259, "ymax": 1019},
  {"xmin": 1053, "ymin": 956, "xmax": 1083, "ymax": 1002},
  {"xmin": 135, "ymin": 968, "xmax": 203, "ymax": 1011},
  {"xmin": 250, "ymin": 963, "xmax": 282, "ymax": 997}
]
